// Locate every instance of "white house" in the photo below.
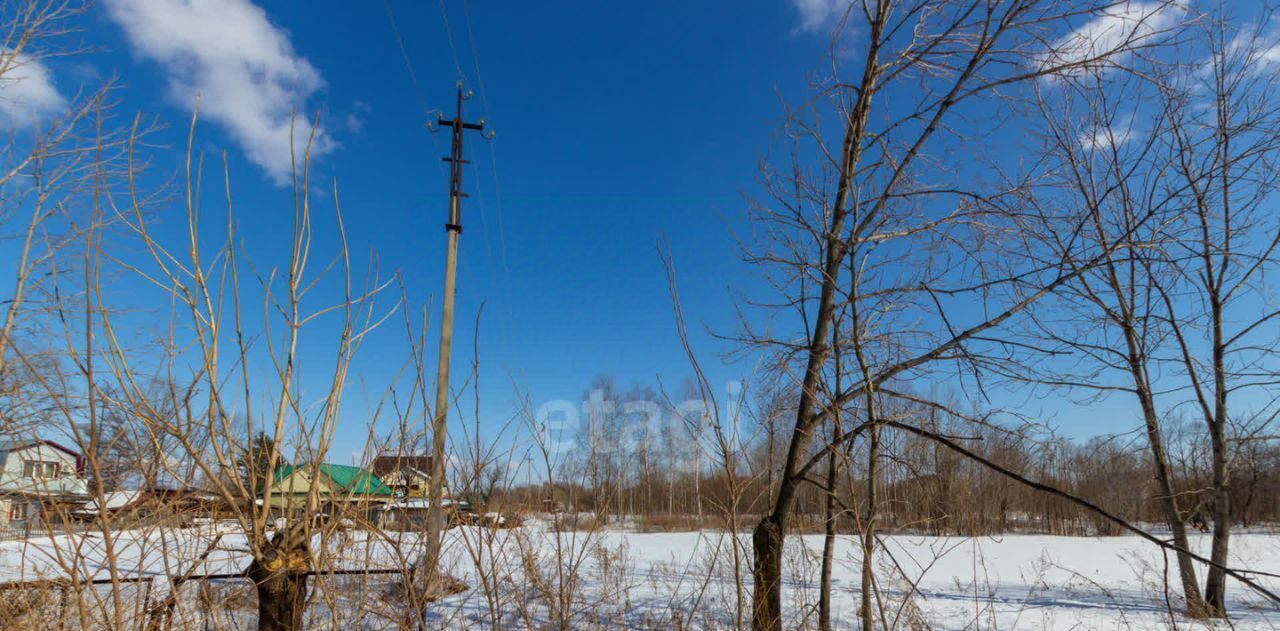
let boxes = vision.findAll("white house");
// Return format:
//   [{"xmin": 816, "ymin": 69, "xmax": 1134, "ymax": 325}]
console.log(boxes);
[{"xmin": 0, "ymin": 440, "xmax": 89, "ymax": 528}]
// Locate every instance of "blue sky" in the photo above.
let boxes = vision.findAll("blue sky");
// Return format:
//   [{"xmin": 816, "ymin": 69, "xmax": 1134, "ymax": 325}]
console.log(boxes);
[
  {"xmin": 24, "ymin": 0, "xmax": 843, "ymax": 460},
  {"xmin": 11, "ymin": 0, "xmax": 1259, "ymax": 463}
]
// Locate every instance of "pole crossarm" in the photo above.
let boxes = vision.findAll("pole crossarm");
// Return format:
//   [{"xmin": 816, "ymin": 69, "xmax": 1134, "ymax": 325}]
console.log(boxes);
[{"xmin": 436, "ymin": 84, "xmax": 488, "ymax": 232}]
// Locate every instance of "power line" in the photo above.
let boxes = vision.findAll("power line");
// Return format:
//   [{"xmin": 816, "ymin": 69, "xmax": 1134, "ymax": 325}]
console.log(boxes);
[
  {"xmin": 460, "ymin": 0, "xmax": 514, "ymax": 317},
  {"xmin": 436, "ymin": 0, "xmax": 466, "ymax": 80},
  {"xmin": 383, "ymin": 0, "xmax": 514, "ymax": 349},
  {"xmin": 382, "ymin": 0, "xmax": 429, "ymax": 112},
  {"xmin": 460, "ymin": 0, "xmax": 490, "ymax": 117},
  {"xmin": 382, "ymin": 0, "xmax": 448, "ymax": 181}
]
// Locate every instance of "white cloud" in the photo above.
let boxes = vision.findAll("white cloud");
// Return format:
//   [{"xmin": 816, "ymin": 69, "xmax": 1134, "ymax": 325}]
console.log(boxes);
[
  {"xmin": 103, "ymin": 0, "xmax": 332, "ymax": 185},
  {"xmin": 0, "ymin": 52, "xmax": 66, "ymax": 127},
  {"xmin": 1218, "ymin": 22, "xmax": 1280, "ymax": 74},
  {"xmin": 1079, "ymin": 125, "xmax": 1134, "ymax": 150},
  {"xmin": 790, "ymin": 0, "xmax": 851, "ymax": 34},
  {"xmin": 344, "ymin": 100, "xmax": 370, "ymax": 134},
  {"xmin": 1077, "ymin": 112, "xmax": 1139, "ymax": 150},
  {"xmin": 1043, "ymin": 1, "xmax": 1187, "ymax": 75}
]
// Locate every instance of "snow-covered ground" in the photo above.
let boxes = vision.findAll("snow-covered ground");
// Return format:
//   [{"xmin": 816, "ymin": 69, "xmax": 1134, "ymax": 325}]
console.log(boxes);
[
  {"xmin": 431, "ymin": 527, "xmax": 1280, "ymax": 629},
  {"xmin": 1, "ymin": 521, "xmax": 1276, "ymax": 629}
]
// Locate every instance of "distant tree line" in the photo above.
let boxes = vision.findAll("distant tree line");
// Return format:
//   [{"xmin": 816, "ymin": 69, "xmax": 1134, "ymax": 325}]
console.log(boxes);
[{"xmin": 495, "ymin": 377, "xmax": 1280, "ymax": 537}]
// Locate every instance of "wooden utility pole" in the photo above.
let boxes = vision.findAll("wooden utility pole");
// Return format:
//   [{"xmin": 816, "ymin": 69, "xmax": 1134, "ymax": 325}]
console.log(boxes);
[{"xmin": 421, "ymin": 83, "xmax": 488, "ymax": 583}]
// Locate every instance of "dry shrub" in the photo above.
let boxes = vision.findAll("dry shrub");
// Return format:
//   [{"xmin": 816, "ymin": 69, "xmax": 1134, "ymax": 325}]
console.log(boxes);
[
  {"xmin": 592, "ymin": 540, "xmax": 632, "ymax": 611},
  {"xmin": 198, "ymin": 579, "xmax": 258, "ymax": 615},
  {"xmin": 514, "ymin": 530, "xmax": 585, "ymax": 626},
  {"xmin": 876, "ymin": 553, "xmax": 932, "ymax": 631},
  {"xmin": 787, "ymin": 513, "xmax": 856, "ymax": 535},
  {"xmin": 496, "ymin": 512, "xmax": 525, "ymax": 529},
  {"xmin": 0, "ymin": 586, "xmax": 59, "ymax": 628},
  {"xmin": 636, "ymin": 513, "xmax": 720, "ymax": 533},
  {"xmin": 551, "ymin": 512, "xmax": 605, "ymax": 532}
]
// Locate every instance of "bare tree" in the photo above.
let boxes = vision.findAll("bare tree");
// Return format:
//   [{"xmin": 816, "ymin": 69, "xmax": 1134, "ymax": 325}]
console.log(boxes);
[
  {"xmin": 740, "ymin": 1, "xmax": 1185, "ymax": 628},
  {"xmin": 0, "ymin": 0, "xmax": 136, "ymax": 390},
  {"xmin": 1146, "ymin": 10, "xmax": 1280, "ymax": 616},
  {"xmin": 1012, "ymin": 49, "xmax": 1211, "ymax": 614},
  {"xmin": 86, "ymin": 110, "xmax": 398, "ymax": 630}
]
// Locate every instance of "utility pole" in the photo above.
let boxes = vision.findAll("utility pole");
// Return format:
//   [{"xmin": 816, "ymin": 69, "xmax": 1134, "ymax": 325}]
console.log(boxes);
[{"xmin": 421, "ymin": 83, "xmax": 489, "ymax": 585}]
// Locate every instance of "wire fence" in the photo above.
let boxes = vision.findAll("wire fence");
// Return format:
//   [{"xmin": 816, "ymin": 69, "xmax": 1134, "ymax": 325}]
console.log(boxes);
[{"xmin": 0, "ymin": 521, "xmax": 97, "ymax": 541}]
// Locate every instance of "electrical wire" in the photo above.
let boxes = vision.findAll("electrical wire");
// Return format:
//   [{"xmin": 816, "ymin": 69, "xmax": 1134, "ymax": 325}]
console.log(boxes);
[
  {"xmin": 382, "ymin": 0, "xmax": 447, "ymax": 181},
  {"xmin": 383, "ymin": 0, "xmax": 515, "ymax": 361},
  {"xmin": 460, "ymin": 0, "xmax": 514, "ymax": 317},
  {"xmin": 436, "ymin": 0, "xmax": 466, "ymax": 81}
]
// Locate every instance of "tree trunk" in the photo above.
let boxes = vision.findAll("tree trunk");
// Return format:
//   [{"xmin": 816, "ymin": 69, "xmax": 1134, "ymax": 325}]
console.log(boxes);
[
  {"xmin": 1202, "ymin": 278, "xmax": 1231, "ymax": 618},
  {"xmin": 749, "ymin": 7, "xmax": 883, "ymax": 627},
  {"xmin": 751, "ymin": 128, "xmax": 856, "ymax": 631},
  {"xmin": 818, "ymin": 448, "xmax": 840, "ymax": 631},
  {"xmin": 1131, "ymin": 377, "xmax": 1206, "ymax": 616},
  {"xmin": 1203, "ymin": 419, "xmax": 1231, "ymax": 616},
  {"xmin": 249, "ymin": 564, "xmax": 309, "ymax": 631},
  {"xmin": 859, "ymin": 425, "xmax": 879, "ymax": 631},
  {"xmin": 751, "ymin": 517, "xmax": 784, "ymax": 631},
  {"xmin": 1149, "ymin": 435, "xmax": 1207, "ymax": 617}
]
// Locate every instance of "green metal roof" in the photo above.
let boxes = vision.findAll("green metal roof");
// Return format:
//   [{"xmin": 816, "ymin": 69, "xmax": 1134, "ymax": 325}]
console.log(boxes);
[
  {"xmin": 317, "ymin": 463, "xmax": 393, "ymax": 496},
  {"xmin": 272, "ymin": 464, "xmax": 298, "ymax": 483},
  {"xmin": 271, "ymin": 463, "xmax": 393, "ymax": 496}
]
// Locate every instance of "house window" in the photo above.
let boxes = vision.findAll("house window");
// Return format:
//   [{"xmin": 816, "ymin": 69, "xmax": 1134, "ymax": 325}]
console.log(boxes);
[
  {"xmin": 22, "ymin": 461, "xmax": 59, "ymax": 479},
  {"xmin": 9, "ymin": 503, "xmax": 28, "ymax": 521}
]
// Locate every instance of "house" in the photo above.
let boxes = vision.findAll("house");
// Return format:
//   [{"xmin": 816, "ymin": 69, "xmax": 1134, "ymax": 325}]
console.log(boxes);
[
  {"xmin": 0, "ymin": 440, "xmax": 89, "ymax": 529},
  {"xmin": 371, "ymin": 454, "xmax": 432, "ymax": 497},
  {"xmin": 265, "ymin": 464, "xmax": 333, "ymax": 512},
  {"xmin": 264, "ymin": 463, "xmax": 394, "ymax": 513}
]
